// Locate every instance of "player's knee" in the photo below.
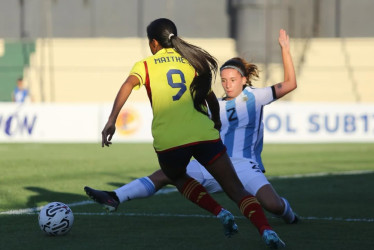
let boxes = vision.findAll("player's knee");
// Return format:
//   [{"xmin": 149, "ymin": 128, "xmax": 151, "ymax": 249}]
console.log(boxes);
[{"xmin": 148, "ymin": 170, "xmax": 172, "ymax": 190}]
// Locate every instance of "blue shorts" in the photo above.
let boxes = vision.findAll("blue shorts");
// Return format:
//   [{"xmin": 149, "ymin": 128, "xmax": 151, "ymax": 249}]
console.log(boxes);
[{"xmin": 156, "ymin": 139, "xmax": 227, "ymax": 168}]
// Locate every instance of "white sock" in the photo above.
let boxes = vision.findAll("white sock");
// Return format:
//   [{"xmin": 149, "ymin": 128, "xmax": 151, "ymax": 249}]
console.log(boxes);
[
  {"xmin": 114, "ymin": 177, "xmax": 156, "ymax": 203},
  {"xmin": 281, "ymin": 197, "xmax": 296, "ymax": 223}
]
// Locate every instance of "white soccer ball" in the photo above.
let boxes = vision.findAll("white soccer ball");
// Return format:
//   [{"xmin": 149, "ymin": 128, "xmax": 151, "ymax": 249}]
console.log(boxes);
[{"xmin": 38, "ymin": 202, "xmax": 74, "ymax": 236}]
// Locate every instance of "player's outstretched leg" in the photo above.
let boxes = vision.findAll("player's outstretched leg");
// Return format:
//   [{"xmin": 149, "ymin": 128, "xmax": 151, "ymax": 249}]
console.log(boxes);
[
  {"xmin": 262, "ymin": 229, "xmax": 286, "ymax": 249},
  {"xmin": 217, "ymin": 208, "xmax": 238, "ymax": 237},
  {"xmin": 84, "ymin": 186, "xmax": 119, "ymax": 212}
]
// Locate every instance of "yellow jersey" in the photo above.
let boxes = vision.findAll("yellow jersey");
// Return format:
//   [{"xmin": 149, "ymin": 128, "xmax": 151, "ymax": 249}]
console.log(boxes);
[{"xmin": 130, "ymin": 48, "xmax": 219, "ymax": 151}]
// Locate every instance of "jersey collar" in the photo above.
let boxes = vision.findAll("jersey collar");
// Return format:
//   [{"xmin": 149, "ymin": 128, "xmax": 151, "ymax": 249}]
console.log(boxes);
[{"xmin": 155, "ymin": 48, "xmax": 175, "ymax": 55}]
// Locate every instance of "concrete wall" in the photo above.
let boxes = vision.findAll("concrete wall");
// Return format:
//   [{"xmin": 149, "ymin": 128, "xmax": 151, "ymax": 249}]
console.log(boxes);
[
  {"xmin": 0, "ymin": 0, "xmax": 229, "ymax": 39},
  {"xmin": 1, "ymin": 0, "xmax": 374, "ymax": 40}
]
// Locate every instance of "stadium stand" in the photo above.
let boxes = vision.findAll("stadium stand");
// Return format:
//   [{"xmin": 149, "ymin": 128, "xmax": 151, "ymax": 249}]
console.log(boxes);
[
  {"xmin": 24, "ymin": 38, "xmax": 237, "ymax": 103},
  {"xmin": 290, "ymin": 38, "xmax": 374, "ymax": 103},
  {"xmin": 8, "ymin": 37, "xmax": 374, "ymax": 103},
  {"xmin": 342, "ymin": 39, "xmax": 374, "ymax": 103},
  {"xmin": 0, "ymin": 40, "xmax": 35, "ymax": 102}
]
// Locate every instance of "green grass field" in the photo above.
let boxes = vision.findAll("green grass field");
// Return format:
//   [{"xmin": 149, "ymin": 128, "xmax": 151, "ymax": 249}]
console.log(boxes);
[{"xmin": 1, "ymin": 143, "xmax": 374, "ymax": 250}]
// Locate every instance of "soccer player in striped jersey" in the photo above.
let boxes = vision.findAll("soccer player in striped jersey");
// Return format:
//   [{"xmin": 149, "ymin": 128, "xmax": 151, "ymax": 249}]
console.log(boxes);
[{"xmin": 85, "ymin": 18, "xmax": 285, "ymax": 248}]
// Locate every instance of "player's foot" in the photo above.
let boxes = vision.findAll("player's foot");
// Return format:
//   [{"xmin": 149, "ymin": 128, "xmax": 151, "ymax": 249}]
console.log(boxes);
[
  {"xmin": 84, "ymin": 186, "xmax": 119, "ymax": 212},
  {"xmin": 283, "ymin": 212, "xmax": 299, "ymax": 224},
  {"xmin": 217, "ymin": 208, "xmax": 238, "ymax": 237},
  {"xmin": 262, "ymin": 229, "xmax": 286, "ymax": 249},
  {"xmin": 290, "ymin": 214, "xmax": 299, "ymax": 224}
]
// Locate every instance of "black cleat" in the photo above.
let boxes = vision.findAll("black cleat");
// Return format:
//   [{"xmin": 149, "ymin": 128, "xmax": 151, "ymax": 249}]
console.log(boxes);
[
  {"xmin": 84, "ymin": 186, "xmax": 119, "ymax": 212},
  {"xmin": 291, "ymin": 214, "xmax": 299, "ymax": 224}
]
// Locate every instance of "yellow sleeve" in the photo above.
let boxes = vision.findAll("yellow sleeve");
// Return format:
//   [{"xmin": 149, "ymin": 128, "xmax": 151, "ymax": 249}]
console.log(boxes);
[{"xmin": 129, "ymin": 61, "xmax": 146, "ymax": 90}]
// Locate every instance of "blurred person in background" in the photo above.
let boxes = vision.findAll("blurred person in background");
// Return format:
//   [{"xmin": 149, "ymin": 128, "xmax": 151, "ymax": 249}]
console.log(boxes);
[
  {"xmin": 85, "ymin": 18, "xmax": 286, "ymax": 248},
  {"xmin": 12, "ymin": 77, "xmax": 32, "ymax": 103}
]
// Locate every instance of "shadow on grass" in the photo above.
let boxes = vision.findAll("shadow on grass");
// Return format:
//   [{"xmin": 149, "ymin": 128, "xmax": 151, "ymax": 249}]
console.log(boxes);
[
  {"xmin": 24, "ymin": 178, "xmax": 140, "ymax": 210},
  {"xmin": 107, "ymin": 175, "xmax": 149, "ymax": 189},
  {"xmin": 24, "ymin": 187, "xmax": 88, "ymax": 208},
  {"xmin": 106, "ymin": 182, "xmax": 126, "ymax": 188}
]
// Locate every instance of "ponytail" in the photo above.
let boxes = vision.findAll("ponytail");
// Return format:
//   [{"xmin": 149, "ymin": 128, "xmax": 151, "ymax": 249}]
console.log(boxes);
[
  {"xmin": 147, "ymin": 18, "xmax": 218, "ymax": 115},
  {"xmin": 172, "ymin": 37, "xmax": 217, "ymax": 114}
]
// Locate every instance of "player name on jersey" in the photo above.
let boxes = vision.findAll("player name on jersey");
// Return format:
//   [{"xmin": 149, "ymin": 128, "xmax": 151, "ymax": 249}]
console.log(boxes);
[{"xmin": 154, "ymin": 56, "xmax": 188, "ymax": 64}]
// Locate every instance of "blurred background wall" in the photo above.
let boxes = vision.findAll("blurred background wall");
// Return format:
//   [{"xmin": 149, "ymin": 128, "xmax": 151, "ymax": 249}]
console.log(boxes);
[
  {"xmin": 0, "ymin": 0, "xmax": 373, "ymax": 103},
  {"xmin": 2, "ymin": 0, "xmax": 374, "ymax": 39}
]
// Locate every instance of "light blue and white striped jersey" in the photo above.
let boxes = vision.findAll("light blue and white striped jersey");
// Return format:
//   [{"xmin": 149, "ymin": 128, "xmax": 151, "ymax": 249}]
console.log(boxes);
[{"xmin": 219, "ymin": 86, "xmax": 275, "ymax": 172}]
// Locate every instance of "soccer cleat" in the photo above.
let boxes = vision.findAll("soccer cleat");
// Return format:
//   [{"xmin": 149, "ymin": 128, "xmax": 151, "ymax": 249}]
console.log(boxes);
[
  {"xmin": 262, "ymin": 229, "xmax": 286, "ymax": 249},
  {"xmin": 283, "ymin": 212, "xmax": 300, "ymax": 224},
  {"xmin": 290, "ymin": 214, "xmax": 299, "ymax": 224},
  {"xmin": 84, "ymin": 186, "xmax": 119, "ymax": 212},
  {"xmin": 217, "ymin": 208, "xmax": 238, "ymax": 237}
]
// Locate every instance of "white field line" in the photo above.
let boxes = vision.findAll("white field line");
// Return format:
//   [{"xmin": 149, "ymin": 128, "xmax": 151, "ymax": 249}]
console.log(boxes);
[
  {"xmin": 0, "ymin": 200, "xmax": 94, "ymax": 215},
  {"xmin": 1, "ymin": 209, "xmax": 373, "ymax": 223},
  {"xmin": 1, "ymin": 170, "xmax": 374, "ymax": 223},
  {"xmin": 0, "ymin": 189, "xmax": 178, "ymax": 215},
  {"xmin": 69, "ymin": 214, "xmax": 374, "ymax": 223},
  {"xmin": 266, "ymin": 169, "xmax": 374, "ymax": 180}
]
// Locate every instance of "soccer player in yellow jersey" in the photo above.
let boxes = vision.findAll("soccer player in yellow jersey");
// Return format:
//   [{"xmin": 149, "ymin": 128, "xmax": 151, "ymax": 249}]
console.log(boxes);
[
  {"xmin": 85, "ymin": 18, "xmax": 285, "ymax": 248},
  {"xmin": 129, "ymin": 47, "xmax": 218, "ymax": 151}
]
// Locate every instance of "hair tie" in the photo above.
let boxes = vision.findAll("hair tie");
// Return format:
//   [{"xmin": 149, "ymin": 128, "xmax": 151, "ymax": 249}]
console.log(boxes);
[{"xmin": 168, "ymin": 33, "xmax": 175, "ymax": 40}]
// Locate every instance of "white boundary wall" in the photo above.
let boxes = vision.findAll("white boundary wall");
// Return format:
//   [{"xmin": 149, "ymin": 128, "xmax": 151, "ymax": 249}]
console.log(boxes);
[
  {"xmin": 264, "ymin": 102, "xmax": 374, "ymax": 143},
  {"xmin": 1, "ymin": 102, "xmax": 374, "ymax": 143}
]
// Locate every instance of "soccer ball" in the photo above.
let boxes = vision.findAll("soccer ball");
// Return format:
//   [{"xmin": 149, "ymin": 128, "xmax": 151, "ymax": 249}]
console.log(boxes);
[{"xmin": 38, "ymin": 202, "xmax": 74, "ymax": 236}]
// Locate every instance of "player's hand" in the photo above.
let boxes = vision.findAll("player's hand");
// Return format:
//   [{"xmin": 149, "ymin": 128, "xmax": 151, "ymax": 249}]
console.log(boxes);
[
  {"xmin": 101, "ymin": 122, "xmax": 116, "ymax": 147},
  {"xmin": 278, "ymin": 29, "xmax": 290, "ymax": 50}
]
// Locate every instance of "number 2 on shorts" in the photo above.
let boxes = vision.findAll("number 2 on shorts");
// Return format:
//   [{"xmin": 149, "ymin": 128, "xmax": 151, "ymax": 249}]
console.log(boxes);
[{"xmin": 167, "ymin": 69, "xmax": 186, "ymax": 101}]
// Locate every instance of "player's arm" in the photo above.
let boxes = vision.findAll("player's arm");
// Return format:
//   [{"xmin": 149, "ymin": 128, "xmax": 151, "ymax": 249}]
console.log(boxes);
[
  {"xmin": 206, "ymin": 91, "xmax": 221, "ymax": 131},
  {"xmin": 273, "ymin": 29, "xmax": 297, "ymax": 99},
  {"xmin": 102, "ymin": 75, "xmax": 140, "ymax": 147}
]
